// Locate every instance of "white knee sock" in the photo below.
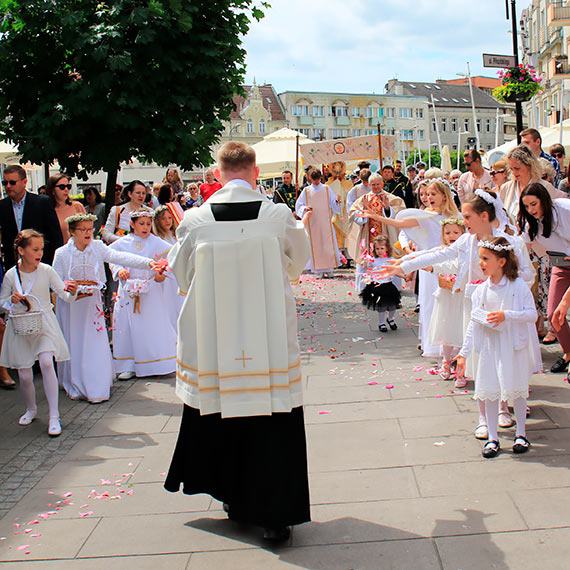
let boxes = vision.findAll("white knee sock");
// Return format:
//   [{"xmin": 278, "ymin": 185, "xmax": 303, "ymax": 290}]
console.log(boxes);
[
  {"xmin": 512, "ymin": 397, "xmax": 527, "ymax": 438},
  {"xmin": 477, "ymin": 398, "xmax": 487, "ymax": 426},
  {"xmin": 485, "ymin": 399, "xmax": 500, "ymax": 442},
  {"xmin": 38, "ymin": 352, "xmax": 60, "ymax": 419},
  {"xmin": 17, "ymin": 367, "xmax": 36, "ymax": 412},
  {"xmin": 378, "ymin": 311, "xmax": 386, "ymax": 325},
  {"xmin": 387, "ymin": 309, "xmax": 396, "ymax": 321}
]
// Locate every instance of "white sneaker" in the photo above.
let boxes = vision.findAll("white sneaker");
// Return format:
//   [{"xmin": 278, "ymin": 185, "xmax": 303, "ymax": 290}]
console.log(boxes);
[
  {"xmin": 48, "ymin": 417, "xmax": 62, "ymax": 437},
  {"xmin": 118, "ymin": 371, "xmax": 135, "ymax": 380},
  {"xmin": 19, "ymin": 409, "xmax": 37, "ymax": 426}
]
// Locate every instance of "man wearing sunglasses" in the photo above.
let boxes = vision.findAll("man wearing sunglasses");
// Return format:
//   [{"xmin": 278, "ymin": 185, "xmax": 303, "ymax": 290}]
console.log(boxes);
[
  {"xmin": 549, "ymin": 144, "xmax": 568, "ymax": 194},
  {"xmin": 521, "ymin": 128, "xmax": 561, "ymax": 187},
  {"xmin": 457, "ymin": 149, "xmax": 495, "ymax": 202},
  {"xmin": 0, "ymin": 164, "xmax": 63, "ymax": 270}
]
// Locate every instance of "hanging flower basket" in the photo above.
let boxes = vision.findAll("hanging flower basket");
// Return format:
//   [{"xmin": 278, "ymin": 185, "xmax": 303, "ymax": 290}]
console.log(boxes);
[{"xmin": 493, "ymin": 64, "xmax": 543, "ymax": 104}]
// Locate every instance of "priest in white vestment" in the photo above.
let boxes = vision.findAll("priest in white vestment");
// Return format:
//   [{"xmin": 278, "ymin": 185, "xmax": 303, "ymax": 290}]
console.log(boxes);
[{"xmin": 165, "ymin": 141, "xmax": 311, "ymax": 542}]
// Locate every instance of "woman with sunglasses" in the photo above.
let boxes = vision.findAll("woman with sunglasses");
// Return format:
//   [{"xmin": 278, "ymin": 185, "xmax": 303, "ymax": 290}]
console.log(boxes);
[
  {"xmin": 46, "ymin": 174, "xmax": 86, "ymax": 244},
  {"xmin": 489, "ymin": 160, "xmax": 509, "ymax": 192}
]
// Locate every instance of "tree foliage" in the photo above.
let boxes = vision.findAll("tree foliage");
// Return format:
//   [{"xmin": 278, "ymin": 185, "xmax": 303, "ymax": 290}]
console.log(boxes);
[{"xmin": 0, "ymin": 0, "xmax": 267, "ymax": 178}]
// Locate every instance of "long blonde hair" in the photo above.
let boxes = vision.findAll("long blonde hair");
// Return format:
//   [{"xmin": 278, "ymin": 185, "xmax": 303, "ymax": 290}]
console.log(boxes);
[
  {"xmin": 153, "ymin": 207, "xmax": 176, "ymax": 241},
  {"xmin": 425, "ymin": 180, "xmax": 459, "ymax": 218},
  {"xmin": 506, "ymin": 144, "xmax": 543, "ymax": 183}
]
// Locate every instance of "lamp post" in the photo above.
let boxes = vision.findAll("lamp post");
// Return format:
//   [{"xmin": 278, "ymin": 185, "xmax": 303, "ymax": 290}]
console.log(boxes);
[
  {"xmin": 428, "ymin": 96, "xmax": 442, "ymax": 156},
  {"xmin": 457, "ymin": 63, "xmax": 480, "ymax": 150},
  {"xmin": 457, "ymin": 130, "xmax": 469, "ymax": 169}
]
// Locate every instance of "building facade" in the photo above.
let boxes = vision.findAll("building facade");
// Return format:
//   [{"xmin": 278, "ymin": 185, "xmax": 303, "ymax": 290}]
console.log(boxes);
[
  {"xmin": 385, "ymin": 80, "xmax": 509, "ymax": 152},
  {"xmin": 278, "ymin": 90, "xmax": 430, "ymax": 162},
  {"xmin": 521, "ymin": 1, "xmax": 570, "ymax": 129}
]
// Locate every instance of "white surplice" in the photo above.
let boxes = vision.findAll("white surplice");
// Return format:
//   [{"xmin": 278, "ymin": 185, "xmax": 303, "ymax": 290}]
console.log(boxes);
[
  {"xmin": 53, "ymin": 239, "xmax": 154, "ymax": 401},
  {"xmin": 109, "ymin": 234, "xmax": 176, "ymax": 377},
  {"xmin": 169, "ymin": 179, "xmax": 310, "ymax": 418}
]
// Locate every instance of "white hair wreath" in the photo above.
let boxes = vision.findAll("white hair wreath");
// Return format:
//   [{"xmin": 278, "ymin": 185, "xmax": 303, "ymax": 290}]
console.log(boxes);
[{"xmin": 477, "ymin": 240, "xmax": 514, "ymax": 252}]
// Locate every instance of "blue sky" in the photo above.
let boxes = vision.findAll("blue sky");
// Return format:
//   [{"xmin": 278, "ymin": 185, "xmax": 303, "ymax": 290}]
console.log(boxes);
[{"xmin": 242, "ymin": 0, "xmax": 525, "ymax": 93}]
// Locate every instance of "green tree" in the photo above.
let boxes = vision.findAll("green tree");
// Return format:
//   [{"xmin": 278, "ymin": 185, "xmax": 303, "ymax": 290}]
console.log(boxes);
[
  {"xmin": 0, "ymin": 0, "xmax": 267, "ymax": 210},
  {"xmin": 406, "ymin": 150, "xmax": 465, "ymax": 172}
]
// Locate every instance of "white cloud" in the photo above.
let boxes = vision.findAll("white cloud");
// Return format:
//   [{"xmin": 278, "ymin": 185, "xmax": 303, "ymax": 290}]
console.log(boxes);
[{"xmin": 243, "ymin": 0, "xmax": 523, "ymax": 93}]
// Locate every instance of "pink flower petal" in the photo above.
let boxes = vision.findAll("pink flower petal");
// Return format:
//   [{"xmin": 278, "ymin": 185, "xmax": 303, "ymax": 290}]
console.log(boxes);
[
  {"xmin": 318, "ymin": 410, "xmax": 332, "ymax": 414},
  {"xmin": 385, "ymin": 384, "xmax": 394, "ymax": 389},
  {"xmin": 17, "ymin": 545, "xmax": 29, "ymax": 551},
  {"xmin": 434, "ymin": 394, "xmax": 442, "ymax": 398},
  {"xmin": 368, "ymin": 381, "xmax": 379, "ymax": 385}
]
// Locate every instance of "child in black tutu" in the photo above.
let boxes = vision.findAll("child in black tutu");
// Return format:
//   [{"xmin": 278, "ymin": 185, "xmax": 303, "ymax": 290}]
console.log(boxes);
[{"xmin": 359, "ymin": 235, "xmax": 401, "ymax": 332}]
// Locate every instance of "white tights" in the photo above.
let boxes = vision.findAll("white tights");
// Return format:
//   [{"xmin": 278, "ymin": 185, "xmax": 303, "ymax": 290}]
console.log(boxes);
[
  {"xmin": 18, "ymin": 352, "xmax": 60, "ymax": 419},
  {"xmin": 485, "ymin": 397, "xmax": 527, "ymax": 442},
  {"xmin": 378, "ymin": 309, "xmax": 396, "ymax": 324}
]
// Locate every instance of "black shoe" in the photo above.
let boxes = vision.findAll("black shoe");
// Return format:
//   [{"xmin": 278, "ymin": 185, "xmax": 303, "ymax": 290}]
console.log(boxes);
[
  {"xmin": 387, "ymin": 319, "xmax": 397, "ymax": 330},
  {"xmin": 379, "ymin": 324, "xmax": 388, "ymax": 332},
  {"xmin": 263, "ymin": 526, "xmax": 291, "ymax": 541},
  {"xmin": 482, "ymin": 440, "xmax": 500, "ymax": 458},
  {"xmin": 551, "ymin": 356, "xmax": 569, "ymax": 373},
  {"xmin": 414, "ymin": 304, "xmax": 420, "ymax": 314},
  {"xmin": 513, "ymin": 435, "xmax": 531, "ymax": 454},
  {"xmin": 542, "ymin": 336, "xmax": 558, "ymax": 345}
]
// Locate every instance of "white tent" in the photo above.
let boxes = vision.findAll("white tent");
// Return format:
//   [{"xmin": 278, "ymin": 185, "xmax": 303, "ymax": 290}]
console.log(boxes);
[
  {"xmin": 0, "ymin": 140, "xmax": 20, "ymax": 163},
  {"xmin": 252, "ymin": 128, "xmax": 313, "ymax": 179}
]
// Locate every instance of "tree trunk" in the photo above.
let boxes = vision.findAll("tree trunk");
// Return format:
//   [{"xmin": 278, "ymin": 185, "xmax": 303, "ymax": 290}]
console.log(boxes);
[{"xmin": 104, "ymin": 169, "xmax": 118, "ymax": 217}]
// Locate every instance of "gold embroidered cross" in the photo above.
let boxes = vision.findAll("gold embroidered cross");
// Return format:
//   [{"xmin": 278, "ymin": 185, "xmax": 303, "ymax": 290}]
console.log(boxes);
[{"xmin": 235, "ymin": 350, "xmax": 253, "ymax": 368}]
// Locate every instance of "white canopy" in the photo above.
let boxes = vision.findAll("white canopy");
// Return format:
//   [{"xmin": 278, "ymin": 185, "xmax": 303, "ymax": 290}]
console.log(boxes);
[
  {"xmin": 0, "ymin": 140, "xmax": 20, "ymax": 163},
  {"xmin": 252, "ymin": 128, "xmax": 313, "ymax": 179}
]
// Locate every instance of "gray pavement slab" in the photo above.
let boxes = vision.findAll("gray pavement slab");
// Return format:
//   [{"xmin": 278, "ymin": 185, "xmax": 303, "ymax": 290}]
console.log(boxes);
[{"xmin": 1, "ymin": 271, "xmax": 570, "ymax": 568}]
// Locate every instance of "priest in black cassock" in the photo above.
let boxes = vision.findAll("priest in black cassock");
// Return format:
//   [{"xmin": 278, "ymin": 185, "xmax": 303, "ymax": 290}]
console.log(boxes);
[{"xmin": 164, "ymin": 142, "xmax": 311, "ymax": 541}]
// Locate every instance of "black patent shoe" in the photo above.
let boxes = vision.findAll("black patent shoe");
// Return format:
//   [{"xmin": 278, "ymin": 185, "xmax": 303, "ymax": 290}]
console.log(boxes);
[
  {"xmin": 482, "ymin": 440, "xmax": 500, "ymax": 458},
  {"xmin": 387, "ymin": 319, "xmax": 397, "ymax": 330},
  {"xmin": 263, "ymin": 526, "xmax": 291, "ymax": 541},
  {"xmin": 513, "ymin": 435, "xmax": 531, "ymax": 454},
  {"xmin": 551, "ymin": 356, "xmax": 569, "ymax": 373},
  {"xmin": 379, "ymin": 324, "xmax": 388, "ymax": 333}
]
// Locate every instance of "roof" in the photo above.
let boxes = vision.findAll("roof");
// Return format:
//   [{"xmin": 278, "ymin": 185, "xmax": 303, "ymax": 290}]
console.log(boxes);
[
  {"xmin": 389, "ymin": 81, "xmax": 504, "ymax": 109},
  {"xmin": 444, "ymin": 76, "xmax": 501, "ymax": 89},
  {"xmin": 229, "ymin": 84, "xmax": 286, "ymax": 121}
]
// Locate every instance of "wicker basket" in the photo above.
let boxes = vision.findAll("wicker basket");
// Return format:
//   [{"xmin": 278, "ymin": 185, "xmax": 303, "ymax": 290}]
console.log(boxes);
[
  {"xmin": 438, "ymin": 275, "xmax": 455, "ymax": 291},
  {"xmin": 11, "ymin": 311, "xmax": 43, "ymax": 336}
]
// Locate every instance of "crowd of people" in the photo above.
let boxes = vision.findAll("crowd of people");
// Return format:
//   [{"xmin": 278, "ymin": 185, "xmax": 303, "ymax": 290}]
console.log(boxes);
[{"xmin": 2, "ymin": 130, "xmax": 570, "ymax": 537}]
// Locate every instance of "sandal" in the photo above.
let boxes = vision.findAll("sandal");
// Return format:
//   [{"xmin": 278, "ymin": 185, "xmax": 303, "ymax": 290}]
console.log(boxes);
[
  {"xmin": 542, "ymin": 334, "xmax": 558, "ymax": 345},
  {"xmin": 513, "ymin": 435, "xmax": 531, "ymax": 454},
  {"xmin": 482, "ymin": 440, "xmax": 500, "ymax": 458},
  {"xmin": 0, "ymin": 376, "xmax": 15, "ymax": 390},
  {"xmin": 474, "ymin": 423, "xmax": 489, "ymax": 440},
  {"xmin": 498, "ymin": 411, "xmax": 515, "ymax": 428},
  {"xmin": 439, "ymin": 362, "xmax": 452, "ymax": 380},
  {"xmin": 454, "ymin": 376, "xmax": 467, "ymax": 388}
]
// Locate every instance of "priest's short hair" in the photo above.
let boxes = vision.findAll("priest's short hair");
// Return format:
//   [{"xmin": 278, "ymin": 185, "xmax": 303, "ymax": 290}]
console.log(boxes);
[{"xmin": 217, "ymin": 142, "xmax": 256, "ymax": 172}]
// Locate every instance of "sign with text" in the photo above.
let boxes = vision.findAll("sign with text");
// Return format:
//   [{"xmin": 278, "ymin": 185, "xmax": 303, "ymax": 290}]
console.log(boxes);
[
  {"xmin": 482, "ymin": 53, "xmax": 516, "ymax": 69},
  {"xmin": 300, "ymin": 134, "xmax": 395, "ymax": 164}
]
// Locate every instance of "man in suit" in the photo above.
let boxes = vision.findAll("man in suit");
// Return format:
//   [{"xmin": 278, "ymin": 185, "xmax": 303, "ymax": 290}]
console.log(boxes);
[{"xmin": 0, "ymin": 164, "xmax": 63, "ymax": 270}]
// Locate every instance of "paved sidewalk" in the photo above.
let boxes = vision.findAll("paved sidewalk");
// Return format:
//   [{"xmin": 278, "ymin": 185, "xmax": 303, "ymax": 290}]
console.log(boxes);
[{"xmin": 1, "ymin": 273, "xmax": 570, "ymax": 569}]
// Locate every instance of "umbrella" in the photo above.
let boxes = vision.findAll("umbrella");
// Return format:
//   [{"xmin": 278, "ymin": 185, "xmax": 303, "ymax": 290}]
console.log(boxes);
[{"xmin": 252, "ymin": 128, "xmax": 313, "ymax": 179}]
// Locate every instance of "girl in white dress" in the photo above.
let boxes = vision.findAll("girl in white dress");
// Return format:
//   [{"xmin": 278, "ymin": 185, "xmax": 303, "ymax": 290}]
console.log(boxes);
[
  {"xmin": 109, "ymin": 207, "xmax": 176, "ymax": 379},
  {"xmin": 53, "ymin": 214, "xmax": 158, "ymax": 403},
  {"xmin": 427, "ymin": 219, "xmax": 467, "ymax": 385},
  {"xmin": 154, "ymin": 206, "xmax": 184, "ymax": 325},
  {"xmin": 359, "ymin": 236, "xmax": 401, "ymax": 332},
  {"xmin": 0, "ymin": 230, "xmax": 78, "ymax": 436},
  {"xmin": 456, "ymin": 237, "xmax": 537, "ymax": 458},
  {"xmin": 360, "ymin": 179, "xmax": 459, "ymax": 358}
]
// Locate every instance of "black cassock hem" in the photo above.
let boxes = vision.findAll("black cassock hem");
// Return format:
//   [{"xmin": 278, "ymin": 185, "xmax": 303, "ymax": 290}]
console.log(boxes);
[{"xmin": 164, "ymin": 405, "xmax": 311, "ymax": 528}]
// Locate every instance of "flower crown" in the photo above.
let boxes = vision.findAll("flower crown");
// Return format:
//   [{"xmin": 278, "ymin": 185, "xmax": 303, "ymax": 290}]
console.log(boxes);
[
  {"xmin": 474, "ymin": 188, "xmax": 495, "ymax": 204},
  {"xmin": 65, "ymin": 213, "xmax": 97, "ymax": 225},
  {"xmin": 130, "ymin": 206, "xmax": 155, "ymax": 219},
  {"xmin": 440, "ymin": 217, "xmax": 465, "ymax": 227},
  {"xmin": 477, "ymin": 240, "xmax": 514, "ymax": 252},
  {"xmin": 419, "ymin": 177, "xmax": 454, "ymax": 189},
  {"xmin": 154, "ymin": 205, "xmax": 169, "ymax": 216}
]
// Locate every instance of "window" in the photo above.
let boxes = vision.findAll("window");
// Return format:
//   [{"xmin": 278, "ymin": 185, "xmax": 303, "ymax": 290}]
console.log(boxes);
[
  {"xmin": 401, "ymin": 129, "xmax": 414, "ymax": 141},
  {"xmin": 247, "ymin": 118, "xmax": 254, "ymax": 134},
  {"xmin": 364, "ymin": 129, "xmax": 377, "ymax": 135},
  {"xmin": 332, "ymin": 128, "xmax": 348, "ymax": 138},
  {"xmin": 312, "ymin": 105, "xmax": 324, "ymax": 117},
  {"xmin": 331, "ymin": 105, "xmax": 348, "ymax": 117},
  {"xmin": 399, "ymin": 107, "xmax": 413, "ymax": 118},
  {"xmin": 351, "ymin": 107, "xmax": 361, "ymax": 118},
  {"xmin": 386, "ymin": 107, "xmax": 395, "ymax": 118},
  {"xmin": 441, "ymin": 97, "xmax": 449, "ymax": 102},
  {"xmin": 352, "ymin": 129, "xmax": 362, "ymax": 136},
  {"xmin": 451, "ymin": 118, "xmax": 457, "ymax": 132},
  {"xmin": 452, "ymin": 98, "xmax": 459, "ymax": 103},
  {"xmin": 259, "ymin": 119, "xmax": 266, "ymax": 134},
  {"xmin": 486, "ymin": 144, "xmax": 492, "ymax": 150},
  {"xmin": 432, "ymin": 118, "xmax": 437, "ymax": 132},
  {"xmin": 424, "ymin": 85, "xmax": 431, "ymax": 89},
  {"xmin": 441, "ymin": 118, "xmax": 447, "ymax": 132},
  {"xmin": 476, "ymin": 119, "xmax": 481, "ymax": 132},
  {"xmin": 378, "ymin": 107, "xmax": 384, "ymax": 118},
  {"xmin": 485, "ymin": 119, "xmax": 491, "ymax": 133},
  {"xmin": 418, "ymin": 129, "xmax": 425, "ymax": 140},
  {"xmin": 452, "ymin": 144, "xmax": 458, "ymax": 151},
  {"xmin": 415, "ymin": 108, "xmax": 424, "ymax": 119},
  {"xmin": 294, "ymin": 128, "xmax": 310, "ymax": 136},
  {"xmin": 434, "ymin": 85, "xmax": 441, "ymax": 90},
  {"xmin": 290, "ymin": 105, "xmax": 308, "ymax": 116},
  {"xmin": 312, "ymin": 128, "xmax": 325, "ymax": 139},
  {"xmin": 364, "ymin": 106, "xmax": 375, "ymax": 118},
  {"xmin": 462, "ymin": 98, "xmax": 469, "ymax": 103},
  {"xmin": 464, "ymin": 118, "xmax": 469, "ymax": 131},
  {"xmin": 409, "ymin": 84, "xmax": 416, "ymax": 88}
]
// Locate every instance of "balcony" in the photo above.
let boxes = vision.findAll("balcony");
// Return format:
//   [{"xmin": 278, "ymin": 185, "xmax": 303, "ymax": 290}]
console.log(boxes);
[
  {"xmin": 297, "ymin": 115, "xmax": 313, "ymax": 126},
  {"xmin": 368, "ymin": 117, "xmax": 382, "ymax": 127},
  {"xmin": 549, "ymin": 55, "xmax": 570, "ymax": 79},
  {"xmin": 334, "ymin": 116, "xmax": 350, "ymax": 126},
  {"xmin": 548, "ymin": 2, "xmax": 570, "ymax": 26}
]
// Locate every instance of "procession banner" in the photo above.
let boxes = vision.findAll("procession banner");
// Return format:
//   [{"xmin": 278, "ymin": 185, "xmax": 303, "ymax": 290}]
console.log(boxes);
[{"xmin": 300, "ymin": 134, "xmax": 395, "ymax": 164}]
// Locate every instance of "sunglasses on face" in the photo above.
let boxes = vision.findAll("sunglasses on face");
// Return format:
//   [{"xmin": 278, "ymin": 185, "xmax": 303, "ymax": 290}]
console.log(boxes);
[
  {"xmin": 464, "ymin": 162, "xmax": 472, "ymax": 167},
  {"xmin": 55, "ymin": 184, "xmax": 72, "ymax": 190},
  {"xmin": 489, "ymin": 170, "xmax": 505, "ymax": 176},
  {"xmin": 553, "ymin": 153, "xmax": 565, "ymax": 158},
  {"xmin": 1, "ymin": 179, "xmax": 21, "ymax": 186}
]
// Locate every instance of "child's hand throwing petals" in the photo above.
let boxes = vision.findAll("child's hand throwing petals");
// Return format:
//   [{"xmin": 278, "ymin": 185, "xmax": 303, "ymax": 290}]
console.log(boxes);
[
  {"xmin": 454, "ymin": 355, "xmax": 466, "ymax": 378},
  {"xmin": 117, "ymin": 269, "xmax": 130, "ymax": 281},
  {"xmin": 487, "ymin": 311, "xmax": 505, "ymax": 327},
  {"xmin": 150, "ymin": 258, "xmax": 169, "ymax": 274},
  {"xmin": 64, "ymin": 281, "xmax": 78, "ymax": 295},
  {"xmin": 377, "ymin": 263, "xmax": 405, "ymax": 280}
]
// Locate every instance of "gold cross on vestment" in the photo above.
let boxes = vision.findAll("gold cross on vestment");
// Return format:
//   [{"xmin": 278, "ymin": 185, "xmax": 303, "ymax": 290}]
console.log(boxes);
[{"xmin": 235, "ymin": 350, "xmax": 253, "ymax": 368}]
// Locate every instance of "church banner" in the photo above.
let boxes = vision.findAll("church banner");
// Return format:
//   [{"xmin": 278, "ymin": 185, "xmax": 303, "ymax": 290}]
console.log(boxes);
[{"xmin": 300, "ymin": 134, "xmax": 395, "ymax": 164}]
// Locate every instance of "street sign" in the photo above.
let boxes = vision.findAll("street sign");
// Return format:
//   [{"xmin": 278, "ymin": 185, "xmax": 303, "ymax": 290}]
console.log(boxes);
[{"xmin": 482, "ymin": 53, "xmax": 516, "ymax": 68}]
